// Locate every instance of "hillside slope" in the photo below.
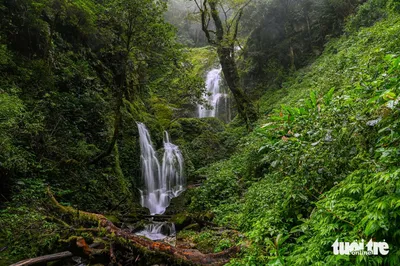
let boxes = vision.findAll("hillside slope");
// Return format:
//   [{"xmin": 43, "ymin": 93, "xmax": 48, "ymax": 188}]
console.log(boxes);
[{"xmin": 189, "ymin": 3, "xmax": 400, "ymax": 265}]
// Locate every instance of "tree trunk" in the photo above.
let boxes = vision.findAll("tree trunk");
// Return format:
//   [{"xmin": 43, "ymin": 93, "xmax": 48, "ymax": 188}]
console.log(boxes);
[
  {"xmin": 204, "ymin": 1, "xmax": 258, "ymax": 127},
  {"xmin": 217, "ymin": 45, "xmax": 258, "ymax": 126}
]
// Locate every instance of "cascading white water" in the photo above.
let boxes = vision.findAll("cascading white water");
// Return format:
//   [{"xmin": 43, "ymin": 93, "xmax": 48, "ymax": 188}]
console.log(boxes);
[
  {"xmin": 162, "ymin": 131, "xmax": 185, "ymax": 198},
  {"xmin": 137, "ymin": 123, "xmax": 185, "ymax": 215},
  {"xmin": 198, "ymin": 67, "xmax": 231, "ymax": 121},
  {"xmin": 135, "ymin": 222, "xmax": 176, "ymax": 241}
]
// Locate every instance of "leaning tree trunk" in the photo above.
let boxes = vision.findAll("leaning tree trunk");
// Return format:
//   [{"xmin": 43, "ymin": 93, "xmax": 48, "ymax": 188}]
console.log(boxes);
[
  {"xmin": 217, "ymin": 45, "xmax": 258, "ymax": 126},
  {"xmin": 207, "ymin": 1, "xmax": 258, "ymax": 127}
]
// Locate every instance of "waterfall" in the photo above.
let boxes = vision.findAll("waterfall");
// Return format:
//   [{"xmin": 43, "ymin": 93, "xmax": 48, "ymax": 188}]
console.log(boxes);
[
  {"xmin": 137, "ymin": 122, "xmax": 163, "ymax": 215},
  {"xmin": 198, "ymin": 67, "xmax": 231, "ymax": 122},
  {"xmin": 137, "ymin": 123, "xmax": 185, "ymax": 215}
]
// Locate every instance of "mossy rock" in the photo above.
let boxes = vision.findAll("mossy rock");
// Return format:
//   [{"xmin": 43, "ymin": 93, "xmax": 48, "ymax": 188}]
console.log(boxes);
[
  {"xmin": 166, "ymin": 190, "xmax": 190, "ymax": 215},
  {"xmin": 169, "ymin": 118, "xmax": 209, "ymax": 140},
  {"xmin": 168, "ymin": 117, "xmax": 227, "ymax": 171},
  {"xmin": 171, "ymin": 212, "xmax": 193, "ymax": 230},
  {"xmin": 182, "ymin": 223, "xmax": 201, "ymax": 231},
  {"xmin": 170, "ymin": 117, "xmax": 224, "ymax": 138},
  {"xmin": 200, "ymin": 117, "xmax": 225, "ymax": 133},
  {"xmin": 189, "ymin": 131, "xmax": 226, "ymax": 168},
  {"xmin": 198, "ymin": 211, "xmax": 214, "ymax": 221},
  {"xmin": 149, "ymin": 96, "xmax": 174, "ymax": 129}
]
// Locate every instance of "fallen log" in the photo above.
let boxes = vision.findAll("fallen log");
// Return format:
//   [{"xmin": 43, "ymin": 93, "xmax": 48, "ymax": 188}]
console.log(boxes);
[
  {"xmin": 47, "ymin": 187, "xmax": 240, "ymax": 265},
  {"xmin": 10, "ymin": 238, "xmax": 105, "ymax": 266},
  {"xmin": 10, "ymin": 251, "xmax": 73, "ymax": 266}
]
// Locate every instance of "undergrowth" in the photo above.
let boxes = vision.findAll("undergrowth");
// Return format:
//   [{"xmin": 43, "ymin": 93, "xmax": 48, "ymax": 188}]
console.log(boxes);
[{"xmin": 190, "ymin": 4, "xmax": 400, "ymax": 265}]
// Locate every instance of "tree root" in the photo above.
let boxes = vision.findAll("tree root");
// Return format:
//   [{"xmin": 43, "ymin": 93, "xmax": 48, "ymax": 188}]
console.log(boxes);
[{"xmin": 46, "ymin": 187, "xmax": 240, "ymax": 265}]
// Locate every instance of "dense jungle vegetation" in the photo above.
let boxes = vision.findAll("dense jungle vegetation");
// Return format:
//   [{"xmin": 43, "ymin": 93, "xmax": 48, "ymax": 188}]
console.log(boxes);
[{"xmin": 1, "ymin": 0, "xmax": 400, "ymax": 265}]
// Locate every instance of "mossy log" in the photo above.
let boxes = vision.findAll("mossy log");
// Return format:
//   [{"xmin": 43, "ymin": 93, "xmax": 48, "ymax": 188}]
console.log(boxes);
[{"xmin": 47, "ymin": 187, "xmax": 240, "ymax": 265}]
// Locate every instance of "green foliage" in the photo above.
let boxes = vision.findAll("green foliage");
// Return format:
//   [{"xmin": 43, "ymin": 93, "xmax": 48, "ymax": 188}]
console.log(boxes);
[
  {"xmin": 169, "ymin": 117, "xmax": 230, "ymax": 176},
  {"xmin": 0, "ymin": 93, "xmax": 33, "ymax": 172},
  {"xmin": 345, "ymin": 0, "xmax": 388, "ymax": 32},
  {"xmin": 193, "ymin": 5, "xmax": 400, "ymax": 265},
  {"xmin": 0, "ymin": 206, "xmax": 61, "ymax": 264},
  {"xmin": 0, "ymin": 0, "xmax": 203, "ymax": 261},
  {"xmin": 2, "ymin": 0, "xmax": 400, "ymax": 264},
  {"xmin": 177, "ymin": 229, "xmax": 240, "ymax": 254},
  {"xmin": 0, "ymin": 179, "xmax": 61, "ymax": 264},
  {"xmin": 186, "ymin": 46, "xmax": 219, "ymax": 76},
  {"xmin": 243, "ymin": 0, "xmax": 361, "ymax": 95},
  {"xmin": 287, "ymin": 51, "xmax": 400, "ymax": 266}
]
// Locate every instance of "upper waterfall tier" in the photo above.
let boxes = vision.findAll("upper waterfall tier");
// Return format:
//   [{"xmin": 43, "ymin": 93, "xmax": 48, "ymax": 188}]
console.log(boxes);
[{"xmin": 198, "ymin": 67, "xmax": 231, "ymax": 122}]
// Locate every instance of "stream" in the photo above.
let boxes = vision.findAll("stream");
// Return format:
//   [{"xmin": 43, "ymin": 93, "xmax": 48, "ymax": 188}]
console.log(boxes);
[{"xmin": 135, "ymin": 66, "xmax": 229, "ymax": 242}]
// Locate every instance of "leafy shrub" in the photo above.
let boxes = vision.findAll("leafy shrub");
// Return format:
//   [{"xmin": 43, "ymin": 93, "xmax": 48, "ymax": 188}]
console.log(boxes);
[{"xmin": 346, "ymin": 0, "xmax": 388, "ymax": 32}]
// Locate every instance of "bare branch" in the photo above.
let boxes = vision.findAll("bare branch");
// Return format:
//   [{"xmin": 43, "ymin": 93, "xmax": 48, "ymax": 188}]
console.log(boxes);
[
  {"xmin": 236, "ymin": 40, "xmax": 244, "ymax": 51},
  {"xmin": 193, "ymin": 0, "xmax": 203, "ymax": 11},
  {"xmin": 208, "ymin": 1, "xmax": 224, "ymax": 42},
  {"xmin": 206, "ymin": 11, "xmax": 211, "ymax": 29},
  {"xmin": 233, "ymin": 9, "xmax": 243, "ymax": 41},
  {"xmin": 220, "ymin": 3, "xmax": 229, "ymax": 31},
  {"xmin": 225, "ymin": 0, "xmax": 252, "ymax": 39},
  {"xmin": 197, "ymin": 0, "xmax": 216, "ymax": 44}
]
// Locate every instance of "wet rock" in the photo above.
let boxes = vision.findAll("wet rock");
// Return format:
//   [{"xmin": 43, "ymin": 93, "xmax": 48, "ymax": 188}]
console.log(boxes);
[
  {"xmin": 324, "ymin": 130, "xmax": 333, "ymax": 142},
  {"xmin": 366, "ymin": 118, "xmax": 381, "ymax": 126}
]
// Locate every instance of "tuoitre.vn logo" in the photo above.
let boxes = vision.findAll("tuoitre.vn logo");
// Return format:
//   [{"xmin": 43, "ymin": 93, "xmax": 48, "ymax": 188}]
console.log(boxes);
[{"xmin": 332, "ymin": 239, "xmax": 389, "ymax": 255}]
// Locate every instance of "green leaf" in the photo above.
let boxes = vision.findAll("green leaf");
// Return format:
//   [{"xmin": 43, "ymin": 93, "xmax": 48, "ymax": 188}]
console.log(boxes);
[
  {"xmin": 310, "ymin": 91, "xmax": 317, "ymax": 108},
  {"xmin": 323, "ymin": 87, "xmax": 335, "ymax": 105}
]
